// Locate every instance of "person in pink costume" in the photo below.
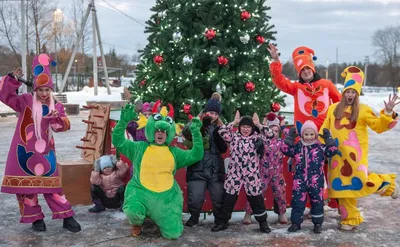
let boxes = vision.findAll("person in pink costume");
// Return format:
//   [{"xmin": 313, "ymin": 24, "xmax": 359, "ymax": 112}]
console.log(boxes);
[
  {"xmin": 0, "ymin": 54, "xmax": 81, "ymax": 233},
  {"xmin": 243, "ymin": 112, "xmax": 288, "ymax": 225}
]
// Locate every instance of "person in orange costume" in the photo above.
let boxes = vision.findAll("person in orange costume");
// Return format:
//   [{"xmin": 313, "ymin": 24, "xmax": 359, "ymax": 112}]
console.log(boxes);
[
  {"xmin": 268, "ymin": 44, "xmax": 342, "ymax": 209},
  {"xmin": 268, "ymin": 44, "xmax": 341, "ymax": 132}
]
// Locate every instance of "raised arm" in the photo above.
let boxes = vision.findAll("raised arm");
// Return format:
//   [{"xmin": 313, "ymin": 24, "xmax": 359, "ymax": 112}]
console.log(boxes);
[
  {"xmin": 319, "ymin": 128, "xmax": 339, "ymax": 157},
  {"xmin": 366, "ymin": 94, "xmax": 399, "ymax": 134},
  {"xmin": 0, "ymin": 72, "xmax": 25, "ymax": 112},
  {"xmin": 174, "ymin": 118, "xmax": 204, "ymax": 169},
  {"xmin": 267, "ymin": 44, "xmax": 297, "ymax": 95},
  {"xmin": 280, "ymin": 127, "xmax": 299, "ymax": 157},
  {"xmin": 218, "ymin": 110, "xmax": 240, "ymax": 143},
  {"xmin": 112, "ymin": 104, "xmax": 144, "ymax": 160}
]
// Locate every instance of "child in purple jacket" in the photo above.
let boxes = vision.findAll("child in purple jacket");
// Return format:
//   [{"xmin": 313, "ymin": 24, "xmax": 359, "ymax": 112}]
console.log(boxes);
[{"xmin": 281, "ymin": 120, "xmax": 338, "ymax": 234}]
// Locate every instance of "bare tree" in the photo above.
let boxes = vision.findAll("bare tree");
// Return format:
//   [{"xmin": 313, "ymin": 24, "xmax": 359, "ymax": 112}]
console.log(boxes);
[
  {"xmin": 0, "ymin": 2, "xmax": 21, "ymax": 66},
  {"xmin": 372, "ymin": 25, "xmax": 400, "ymax": 89},
  {"xmin": 28, "ymin": 0, "xmax": 57, "ymax": 54}
]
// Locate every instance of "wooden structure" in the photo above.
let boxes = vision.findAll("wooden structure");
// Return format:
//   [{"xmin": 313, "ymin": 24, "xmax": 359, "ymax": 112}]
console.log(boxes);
[
  {"xmin": 76, "ymin": 103, "xmax": 110, "ymax": 163},
  {"xmin": 59, "ymin": 103, "xmax": 110, "ymax": 205}
]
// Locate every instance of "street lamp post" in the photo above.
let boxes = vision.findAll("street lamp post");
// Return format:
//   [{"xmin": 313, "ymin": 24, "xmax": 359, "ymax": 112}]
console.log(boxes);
[{"xmin": 53, "ymin": 9, "xmax": 63, "ymax": 92}]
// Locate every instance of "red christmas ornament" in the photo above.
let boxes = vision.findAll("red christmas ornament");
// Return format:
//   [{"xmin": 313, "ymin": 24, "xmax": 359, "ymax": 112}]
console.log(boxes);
[
  {"xmin": 256, "ymin": 35, "xmax": 265, "ymax": 44},
  {"xmin": 241, "ymin": 11, "xmax": 251, "ymax": 21},
  {"xmin": 204, "ymin": 29, "xmax": 216, "ymax": 40},
  {"xmin": 183, "ymin": 104, "xmax": 191, "ymax": 114},
  {"xmin": 271, "ymin": 102, "xmax": 281, "ymax": 112},
  {"xmin": 245, "ymin": 81, "xmax": 255, "ymax": 92},
  {"xmin": 217, "ymin": 56, "xmax": 228, "ymax": 66},
  {"xmin": 153, "ymin": 55, "xmax": 163, "ymax": 65},
  {"xmin": 139, "ymin": 80, "xmax": 146, "ymax": 87}
]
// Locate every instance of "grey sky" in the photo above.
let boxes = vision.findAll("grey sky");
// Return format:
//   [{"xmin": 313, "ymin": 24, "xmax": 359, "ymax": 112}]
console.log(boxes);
[{"xmin": 59, "ymin": 0, "xmax": 400, "ymax": 65}]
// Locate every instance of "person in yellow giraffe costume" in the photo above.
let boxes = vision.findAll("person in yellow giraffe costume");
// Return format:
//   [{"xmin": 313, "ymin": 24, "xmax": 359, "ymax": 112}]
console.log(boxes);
[
  {"xmin": 320, "ymin": 66, "xmax": 399, "ymax": 231},
  {"xmin": 112, "ymin": 101, "xmax": 204, "ymax": 239}
]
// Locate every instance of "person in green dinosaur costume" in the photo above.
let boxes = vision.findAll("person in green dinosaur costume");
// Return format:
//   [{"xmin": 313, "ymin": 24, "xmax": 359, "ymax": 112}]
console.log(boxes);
[{"xmin": 112, "ymin": 101, "xmax": 204, "ymax": 239}]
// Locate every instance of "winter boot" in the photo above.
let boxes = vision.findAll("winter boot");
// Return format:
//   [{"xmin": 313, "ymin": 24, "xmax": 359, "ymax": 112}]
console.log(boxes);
[
  {"xmin": 32, "ymin": 219, "xmax": 46, "ymax": 232},
  {"xmin": 131, "ymin": 225, "xmax": 142, "ymax": 237},
  {"xmin": 259, "ymin": 221, "xmax": 271, "ymax": 233},
  {"xmin": 313, "ymin": 224, "xmax": 322, "ymax": 234},
  {"xmin": 63, "ymin": 217, "xmax": 81, "ymax": 233},
  {"xmin": 185, "ymin": 216, "xmax": 199, "ymax": 227},
  {"xmin": 242, "ymin": 213, "xmax": 252, "ymax": 225},
  {"xmin": 278, "ymin": 214, "xmax": 288, "ymax": 224},
  {"xmin": 211, "ymin": 223, "xmax": 229, "ymax": 232},
  {"xmin": 88, "ymin": 199, "xmax": 106, "ymax": 213},
  {"xmin": 288, "ymin": 223, "xmax": 301, "ymax": 232}
]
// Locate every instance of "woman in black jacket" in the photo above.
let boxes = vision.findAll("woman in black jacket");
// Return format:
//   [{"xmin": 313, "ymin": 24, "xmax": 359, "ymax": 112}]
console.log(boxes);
[{"xmin": 182, "ymin": 93, "xmax": 227, "ymax": 228}]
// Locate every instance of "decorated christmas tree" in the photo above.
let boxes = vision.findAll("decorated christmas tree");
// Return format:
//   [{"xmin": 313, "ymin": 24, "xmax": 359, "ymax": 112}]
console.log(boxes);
[{"xmin": 131, "ymin": 0, "xmax": 283, "ymax": 122}]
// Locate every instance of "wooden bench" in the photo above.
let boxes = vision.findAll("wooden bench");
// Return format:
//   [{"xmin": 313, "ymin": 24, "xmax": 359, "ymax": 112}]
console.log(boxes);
[
  {"xmin": 53, "ymin": 94, "xmax": 80, "ymax": 115},
  {"xmin": 54, "ymin": 94, "xmax": 68, "ymax": 104},
  {"xmin": 58, "ymin": 159, "xmax": 93, "ymax": 206},
  {"xmin": 64, "ymin": 104, "xmax": 80, "ymax": 115}
]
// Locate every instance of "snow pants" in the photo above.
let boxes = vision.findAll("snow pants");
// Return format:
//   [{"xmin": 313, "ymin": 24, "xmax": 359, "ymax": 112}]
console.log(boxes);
[{"xmin": 187, "ymin": 179, "xmax": 224, "ymax": 224}]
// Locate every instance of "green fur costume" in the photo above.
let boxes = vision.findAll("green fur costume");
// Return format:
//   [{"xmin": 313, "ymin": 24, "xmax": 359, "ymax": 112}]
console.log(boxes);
[{"xmin": 112, "ymin": 103, "xmax": 204, "ymax": 239}]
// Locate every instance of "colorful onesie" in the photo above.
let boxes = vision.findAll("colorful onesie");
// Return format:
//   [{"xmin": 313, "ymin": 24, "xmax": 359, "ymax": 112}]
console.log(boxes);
[
  {"xmin": 320, "ymin": 66, "xmax": 398, "ymax": 227},
  {"xmin": 281, "ymin": 138, "xmax": 338, "ymax": 225},
  {"xmin": 245, "ymin": 138, "xmax": 287, "ymax": 215}
]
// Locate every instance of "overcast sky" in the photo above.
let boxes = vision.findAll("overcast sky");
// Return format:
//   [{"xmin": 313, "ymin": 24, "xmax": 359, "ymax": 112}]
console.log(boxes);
[{"xmin": 59, "ymin": 0, "xmax": 400, "ymax": 65}]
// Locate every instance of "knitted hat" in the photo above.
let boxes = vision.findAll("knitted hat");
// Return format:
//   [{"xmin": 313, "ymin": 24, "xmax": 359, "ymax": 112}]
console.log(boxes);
[
  {"xmin": 300, "ymin": 120, "xmax": 318, "ymax": 138},
  {"xmin": 97, "ymin": 155, "xmax": 117, "ymax": 171},
  {"xmin": 266, "ymin": 112, "xmax": 280, "ymax": 127},
  {"xmin": 239, "ymin": 116, "xmax": 255, "ymax": 134},
  {"xmin": 31, "ymin": 54, "xmax": 56, "ymax": 91},
  {"xmin": 204, "ymin": 92, "xmax": 222, "ymax": 114},
  {"xmin": 142, "ymin": 102, "xmax": 152, "ymax": 113},
  {"xmin": 341, "ymin": 66, "xmax": 364, "ymax": 95},
  {"xmin": 292, "ymin": 46, "xmax": 317, "ymax": 75}
]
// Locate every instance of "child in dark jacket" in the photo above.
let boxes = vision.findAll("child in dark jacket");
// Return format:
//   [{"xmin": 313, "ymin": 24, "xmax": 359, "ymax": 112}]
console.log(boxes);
[
  {"xmin": 89, "ymin": 155, "xmax": 129, "ymax": 213},
  {"xmin": 213, "ymin": 111, "xmax": 274, "ymax": 233},
  {"xmin": 182, "ymin": 92, "xmax": 227, "ymax": 228},
  {"xmin": 281, "ymin": 120, "xmax": 338, "ymax": 234}
]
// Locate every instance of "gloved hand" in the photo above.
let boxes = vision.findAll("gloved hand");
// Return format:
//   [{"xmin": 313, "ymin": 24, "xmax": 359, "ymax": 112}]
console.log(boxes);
[
  {"xmin": 319, "ymin": 128, "xmax": 336, "ymax": 147},
  {"xmin": 202, "ymin": 116, "xmax": 212, "ymax": 128},
  {"xmin": 190, "ymin": 117, "xmax": 203, "ymax": 132},
  {"xmin": 255, "ymin": 138, "xmax": 264, "ymax": 156},
  {"xmin": 284, "ymin": 127, "xmax": 298, "ymax": 146},
  {"xmin": 120, "ymin": 104, "xmax": 138, "ymax": 123},
  {"xmin": 200, "ymin": 116, "xmax": 212, "ymax": 136},
  {"xmin": 182, "ymin": 122, "xmax": 193, "ymax": 141}
]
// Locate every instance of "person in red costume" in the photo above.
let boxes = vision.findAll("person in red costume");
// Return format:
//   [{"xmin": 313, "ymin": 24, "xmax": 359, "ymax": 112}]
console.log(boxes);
[
  {"xmin": 267, "ymin": 44, "xmax": 341, "ymax": 132},
  {"xmin": 268, "ymin": 44, "xmax": 342, "ymax": 209}
]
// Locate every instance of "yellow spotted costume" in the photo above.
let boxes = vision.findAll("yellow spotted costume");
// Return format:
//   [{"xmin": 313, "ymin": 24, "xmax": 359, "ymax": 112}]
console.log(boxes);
[{"xmin": 320, "ymin": 66, "xmax": 398, "ymax": 227}]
